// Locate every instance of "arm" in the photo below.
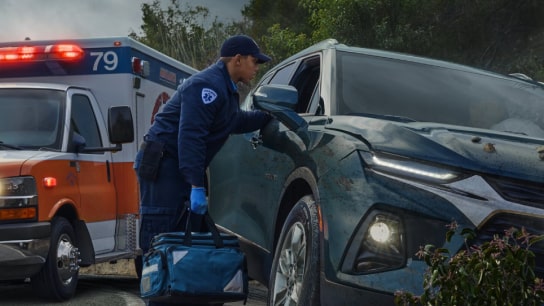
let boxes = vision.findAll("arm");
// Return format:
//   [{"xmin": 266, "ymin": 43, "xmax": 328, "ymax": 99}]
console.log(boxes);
[
  {"xmin": 231, "ymin": 110, "xmax": 272, "ymax": 134},
  {"xmin": 178, "ymin": 83, "xmax": 218, "ymax": 187}
]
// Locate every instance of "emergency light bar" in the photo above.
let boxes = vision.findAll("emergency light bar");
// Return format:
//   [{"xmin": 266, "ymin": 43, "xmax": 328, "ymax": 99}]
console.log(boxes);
[{"xmin": 0, "ymin": 44, "xmax": 84, "ymax": 62}]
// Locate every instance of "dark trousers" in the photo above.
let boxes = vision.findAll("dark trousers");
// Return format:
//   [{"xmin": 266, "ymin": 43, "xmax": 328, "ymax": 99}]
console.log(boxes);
[{"xmin": 135, "ymin": 150, "xmax": 207, "ymax": 306}]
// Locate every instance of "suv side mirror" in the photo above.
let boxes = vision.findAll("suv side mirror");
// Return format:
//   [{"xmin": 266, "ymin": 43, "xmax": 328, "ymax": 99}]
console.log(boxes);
[{"xmin": 253, "ymin": 85, "xmax": 308, "ymax": 132}]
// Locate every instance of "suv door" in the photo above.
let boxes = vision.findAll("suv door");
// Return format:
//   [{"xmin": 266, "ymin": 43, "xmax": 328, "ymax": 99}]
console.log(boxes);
[{"xmin": 209, "ymin": 54, "xmax": 323, "ymax": 250}]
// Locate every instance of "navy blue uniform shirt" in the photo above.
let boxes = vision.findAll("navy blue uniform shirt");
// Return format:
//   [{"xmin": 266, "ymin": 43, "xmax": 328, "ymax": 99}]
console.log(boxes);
[{"xmin": 145, "ymin": 60, "xmax": 271, "ymax": 187}]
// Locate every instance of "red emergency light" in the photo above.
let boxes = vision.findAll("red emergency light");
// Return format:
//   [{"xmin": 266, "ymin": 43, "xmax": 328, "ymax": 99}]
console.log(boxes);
[
  {"xmin": 49, "ymin": 44, "xmax": 84, "ymax": 60},
  {"xmin": 131, "ymin": 56, "xmax": 150, "ymax": 77},
  {"xmin": 0, "ymin": 44, "xmax": 84, "ymax": 62}
]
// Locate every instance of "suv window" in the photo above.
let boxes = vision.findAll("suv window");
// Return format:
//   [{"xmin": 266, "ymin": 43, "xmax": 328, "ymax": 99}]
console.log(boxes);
[
  {"xmin": 243, "ymin": 62, "xmax": 298, "ymax": 111},
  {"xmin": 268, "ymin": 62, "xmax": 296, "ymax": 85},
  {"xmin": 336, "ymin": 51, "xmax": 544, "ymax": 134},
  {"xmin": 289, "ymin": 56, "xmax": 321, "ymax": 113},
  {"xmin": 265, "ymin": 56, "xmax": 322, "ymax": 114}
]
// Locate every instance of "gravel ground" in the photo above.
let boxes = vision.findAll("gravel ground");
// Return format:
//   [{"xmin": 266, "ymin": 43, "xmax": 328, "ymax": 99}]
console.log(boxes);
[
  {"xmin": 80, "ymin": 259, "xmax": 138, "ymax": 277},
  {"xmin": 80, "ymin": 259, "xmax": 268, "ymax": 306}
]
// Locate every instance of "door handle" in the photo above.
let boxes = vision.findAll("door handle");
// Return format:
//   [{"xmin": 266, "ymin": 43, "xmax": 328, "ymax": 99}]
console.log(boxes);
[
  {"xmin": 250, "ymin": 133, "xmax": 262, "ymax": 150},
  {"xmin": 69, "ymin": 160, "xmax": 80, "ymax": 173}
]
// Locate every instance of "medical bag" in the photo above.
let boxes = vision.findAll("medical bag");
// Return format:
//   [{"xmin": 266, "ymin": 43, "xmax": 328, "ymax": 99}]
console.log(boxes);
[{"xmin": 140, "ymin": 212, "xmax": 248, "ymax": 304}]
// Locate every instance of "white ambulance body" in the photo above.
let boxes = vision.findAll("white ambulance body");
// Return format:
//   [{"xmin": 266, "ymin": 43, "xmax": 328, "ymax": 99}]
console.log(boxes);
[{"xmin": 0, "ymin": 37, "xmax": 197, "ymax": 300}]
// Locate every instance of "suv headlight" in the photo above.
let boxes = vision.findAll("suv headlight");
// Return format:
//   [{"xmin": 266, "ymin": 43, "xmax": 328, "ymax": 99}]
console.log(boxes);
[
  {"xmin": 360, "ymin": 151, "xmax": 464, "ymax": 184},
  {"xmin": 342, "ymin": 210, "xmax": 405, "ymax": 274},
  {"xmin": 0, "ymin": 176, "xmax": 38, "ymax": 221},
  {"xmin": 342, "ymin": 207, "xmax": 450, "ymax": 275}
]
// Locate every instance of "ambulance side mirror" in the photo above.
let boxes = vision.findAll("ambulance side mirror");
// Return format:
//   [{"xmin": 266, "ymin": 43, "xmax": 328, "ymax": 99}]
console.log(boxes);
[
  {"xmin": 108, "ymin": 106, "xmax": 134, "ymax": 144},
  {"xmin": 78, "ymin": 106, "xmax": 134, "ymax": 153}
]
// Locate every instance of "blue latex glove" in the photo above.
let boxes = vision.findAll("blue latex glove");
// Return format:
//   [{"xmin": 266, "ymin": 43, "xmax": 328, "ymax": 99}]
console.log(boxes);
[{"xmin": 190, "ymin": 187, "xmax": 208, "ymax": 215}]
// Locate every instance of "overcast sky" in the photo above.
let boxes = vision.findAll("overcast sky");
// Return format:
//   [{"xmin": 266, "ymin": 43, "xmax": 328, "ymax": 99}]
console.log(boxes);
[{"xmin": 0, "ymin": 0, "xmax": 248, "ymax": 42}]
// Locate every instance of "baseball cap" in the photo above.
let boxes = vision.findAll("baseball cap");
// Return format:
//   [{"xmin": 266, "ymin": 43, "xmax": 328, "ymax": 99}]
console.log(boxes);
[{"xmin": 220, "ymin": 35, "xmax": 271, "ymax": 64}]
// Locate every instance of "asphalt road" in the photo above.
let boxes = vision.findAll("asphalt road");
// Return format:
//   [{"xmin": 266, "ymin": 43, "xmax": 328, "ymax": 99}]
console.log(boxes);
[{"xmin": 0, "ymin": 274, "xmax": 267, "ymax": 306}]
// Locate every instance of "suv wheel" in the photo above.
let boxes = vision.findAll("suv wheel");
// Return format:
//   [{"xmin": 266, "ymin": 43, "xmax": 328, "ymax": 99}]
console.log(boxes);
[{"xmin": 268, "ymin": 195, "xmax": 320, "ymax": 305}]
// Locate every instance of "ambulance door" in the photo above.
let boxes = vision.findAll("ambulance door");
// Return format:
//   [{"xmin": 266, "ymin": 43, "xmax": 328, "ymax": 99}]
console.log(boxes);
[
  {"xmin": 136, "ymin": 91, "xmax": 170, "ymax": 143},
  {"xmin": 135, "ymin": 92, "xmax": 147, "ymax": 143},
  {"xmin": 68, "ymin": 90, "xmax": 117, "ymax": 254}
]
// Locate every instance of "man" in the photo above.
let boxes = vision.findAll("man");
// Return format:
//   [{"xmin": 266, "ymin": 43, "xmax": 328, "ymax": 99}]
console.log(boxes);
[{"xmin": 133, "ymin": 35, "xmax": 272, "ymax": 304}]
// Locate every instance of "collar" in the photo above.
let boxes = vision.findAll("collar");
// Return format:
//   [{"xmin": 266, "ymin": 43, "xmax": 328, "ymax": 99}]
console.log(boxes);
[{"xmin": 216, "ymin": 60, "xmax": 238, "ymax": 94}]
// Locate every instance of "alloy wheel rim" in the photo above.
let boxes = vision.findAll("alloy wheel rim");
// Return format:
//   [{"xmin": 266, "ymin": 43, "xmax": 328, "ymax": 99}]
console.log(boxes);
[{"xmin": 272, "ymin": 221, "xmax": 307, "ymax": 305}]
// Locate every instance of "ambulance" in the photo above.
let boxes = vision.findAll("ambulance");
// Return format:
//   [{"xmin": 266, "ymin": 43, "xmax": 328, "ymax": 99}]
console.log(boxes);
[{"xmin": 0, "ymin": 37, "xmax": 197, "ymax": 300}]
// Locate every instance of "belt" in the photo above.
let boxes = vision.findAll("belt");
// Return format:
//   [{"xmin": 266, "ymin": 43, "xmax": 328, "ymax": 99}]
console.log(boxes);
[
  {"xmin": 163, "ymin": 150, "xmax": 177, "ymax": 159},
  {"xmin": 140, "ymin": 135, "xmax": 178, "ymax": 159}
]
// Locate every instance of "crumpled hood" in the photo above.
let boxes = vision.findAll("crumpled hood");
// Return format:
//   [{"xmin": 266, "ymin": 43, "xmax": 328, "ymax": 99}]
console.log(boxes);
[
  {"xmin": 0, "ymin": 151, "xmax": 45, "ymax": 177},
  {"xmin": 326, "ymin": 116, "xmax": 544, "ymax": 183}
]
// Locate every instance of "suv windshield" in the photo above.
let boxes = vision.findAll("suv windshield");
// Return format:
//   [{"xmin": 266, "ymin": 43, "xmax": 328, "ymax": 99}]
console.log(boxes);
[
  {"xmin": 0, "ymin": 89, "xmax": 65, "ymax": 150},
  {"xmin": 336, "ymin": 50, "xmax": 544, "ymax": 137}
]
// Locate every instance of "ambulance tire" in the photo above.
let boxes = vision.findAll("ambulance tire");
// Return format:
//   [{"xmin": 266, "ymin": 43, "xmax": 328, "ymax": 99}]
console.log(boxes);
[
  {"xmin": 135, "ymin": 255, "xmax": 143, "ymax": 280},
  {"xmin": 31, "ymin": 217, "xmax": 79, "ymax": 301}
]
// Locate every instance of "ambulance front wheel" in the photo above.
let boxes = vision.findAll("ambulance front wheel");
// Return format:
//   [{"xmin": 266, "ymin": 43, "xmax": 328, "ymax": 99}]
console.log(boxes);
[
  {"xmin": 31, "ymin": 216, "xmax": 80, "ymax": 301},
  {"xmin": 135, "ymin": 255, "xmax": 143, "ymax": 279}
]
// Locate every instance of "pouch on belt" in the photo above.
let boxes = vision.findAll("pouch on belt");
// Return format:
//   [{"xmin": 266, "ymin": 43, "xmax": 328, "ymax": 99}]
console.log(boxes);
[{"xmin": 137, "ymin": 140, "xmax": 165, "ymax": 180}]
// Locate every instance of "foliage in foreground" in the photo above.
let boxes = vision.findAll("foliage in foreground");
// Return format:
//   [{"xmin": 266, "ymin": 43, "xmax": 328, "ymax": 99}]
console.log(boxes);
[{"xmin": 395, "ymin": 222, "xmax": 544, "ymax": 306}]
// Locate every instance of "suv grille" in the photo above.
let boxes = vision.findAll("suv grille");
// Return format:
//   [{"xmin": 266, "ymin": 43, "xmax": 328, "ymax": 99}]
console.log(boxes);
[{"xmin": 486, "ymin": 177, "xmax": 544, "ymax": 209}]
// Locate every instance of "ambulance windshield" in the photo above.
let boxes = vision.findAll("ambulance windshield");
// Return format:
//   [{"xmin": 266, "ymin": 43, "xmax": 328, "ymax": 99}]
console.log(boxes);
[{"xmin": 0, "ymin": 88, "xmax": 65, "ymax": 150}]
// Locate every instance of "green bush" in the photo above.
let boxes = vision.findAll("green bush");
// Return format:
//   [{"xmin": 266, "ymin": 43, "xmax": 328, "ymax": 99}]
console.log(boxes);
[{"xmin": 395, "ymin": 221, "xmax": 544, "ymax": 306}]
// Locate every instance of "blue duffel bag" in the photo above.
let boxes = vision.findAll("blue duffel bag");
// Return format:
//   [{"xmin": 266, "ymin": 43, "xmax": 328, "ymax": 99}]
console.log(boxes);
[{"xmin": 140, "ymin": 212, "xmax": 248, "ymax": 304}]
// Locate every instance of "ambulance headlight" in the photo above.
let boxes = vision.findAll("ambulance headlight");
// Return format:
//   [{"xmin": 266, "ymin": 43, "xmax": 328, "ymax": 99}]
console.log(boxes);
[{"xmin": 0, "ymin": 176, "xmax": 38, "ymax": 207}]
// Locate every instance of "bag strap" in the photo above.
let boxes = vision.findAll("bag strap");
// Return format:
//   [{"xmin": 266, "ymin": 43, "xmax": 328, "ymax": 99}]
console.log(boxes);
[
  {"xmin": 204, "ymin": 213, "xmax": 224, "ymax": 248},
  {"xmin": 144, "ymin": 249, "xmax": 167, "ymax": 270},
  {"xmin": 173, "ymin": 200, "xmax": 191, "ymax": 231},
  {"xmin": 183, "ymin": 209, "xmax": 224, "ymax": 249}
]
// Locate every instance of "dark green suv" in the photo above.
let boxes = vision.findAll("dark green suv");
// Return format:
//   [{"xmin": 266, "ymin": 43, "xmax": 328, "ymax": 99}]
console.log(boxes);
[{"xmin": 208, "ymin": 39, "xmax": 544, "ymax": 305}]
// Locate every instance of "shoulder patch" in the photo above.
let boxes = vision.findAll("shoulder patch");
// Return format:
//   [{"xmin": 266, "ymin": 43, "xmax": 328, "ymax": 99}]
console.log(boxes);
[{"xmin": 201, "ymin": 88, "xmax": 218, "ymax": 104}]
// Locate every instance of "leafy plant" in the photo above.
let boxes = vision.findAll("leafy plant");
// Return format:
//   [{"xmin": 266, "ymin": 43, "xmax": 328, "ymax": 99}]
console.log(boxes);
[{"xmin": 395, "ymin": 221, "xmax": 544, "ymax": 306}]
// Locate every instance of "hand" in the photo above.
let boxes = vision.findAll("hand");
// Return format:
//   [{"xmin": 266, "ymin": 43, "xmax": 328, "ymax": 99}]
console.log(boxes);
[{"xmin": 190, "ymin": 187, "xmax": 208, "ymax": 215}]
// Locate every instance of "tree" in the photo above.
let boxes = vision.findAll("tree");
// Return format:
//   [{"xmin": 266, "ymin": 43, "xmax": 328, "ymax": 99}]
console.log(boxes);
[
  {"xmin": 241, "ymin": 0, "xmax": 312, "ymax": 41},
  {"xmin": 420, "ymin": 0, "xmax": 544, "ymax": 78},
  {"xmin": 242, "ymin": 0, "xmax": 544, "ymax": 79},
  {"xmin": 132, "ymin": 0, "xmax": 544, "ymax": 80},
  {"xmin": 240, "ymin": 0, "xmax": 313, "ymax": 67},
  {"xmin": 130, "ymin": 0, "xmax": 247, "ymax": 70}
]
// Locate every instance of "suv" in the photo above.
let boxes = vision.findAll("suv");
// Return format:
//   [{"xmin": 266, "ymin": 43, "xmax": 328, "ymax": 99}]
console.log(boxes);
[{"xmin": 207, "ymin": 39, "xmax": 544, "ymax": 305}]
